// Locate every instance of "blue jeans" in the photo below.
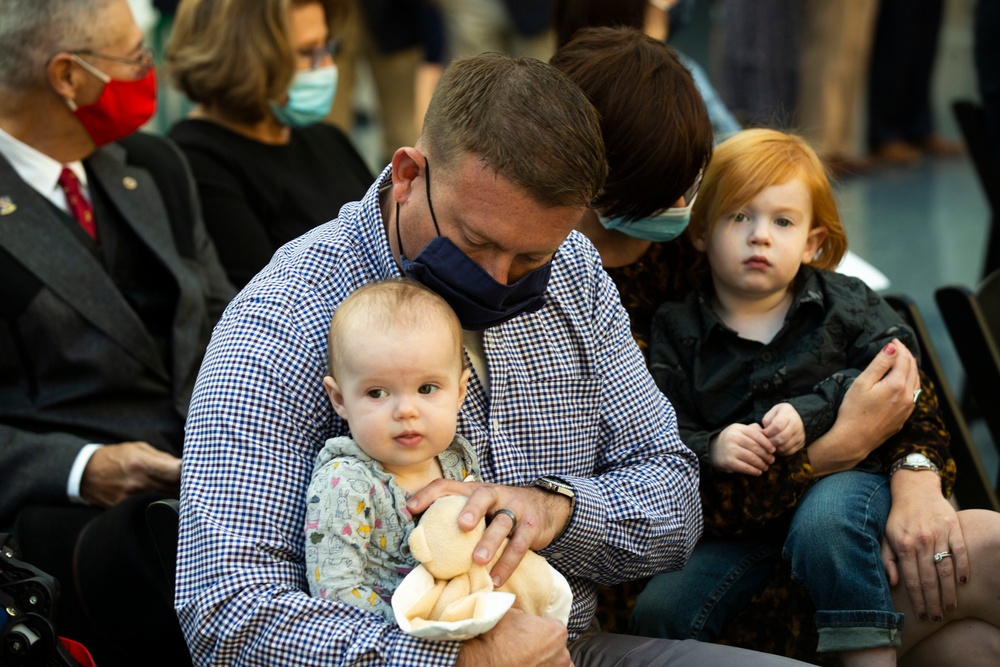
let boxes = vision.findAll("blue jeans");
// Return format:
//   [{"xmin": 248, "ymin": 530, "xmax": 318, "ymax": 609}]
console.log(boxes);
[{"xmin": 631, "ymin": 471, "xmax": 903, "ymax": 653}]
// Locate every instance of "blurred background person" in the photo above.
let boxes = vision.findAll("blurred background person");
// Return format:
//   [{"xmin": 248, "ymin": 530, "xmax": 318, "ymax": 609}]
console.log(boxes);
[
  {"xmin": 0, "ymin": 0, "xmax": 234, "ymax": 664},
  {"xmin": 867, "ymin": 0, "xmax": 964, "ymax": 164},
  {"xmin": 324, "ymin": 0, "xmax": 422, "ymax": 167},
  {"xmin": 716, "ymin": 0, "xmax": 801, "ymax": 130},
  {"xmin": 166, "ymin": 0, "xmax": 372, "ymax": 289},
  {"xmin": 552, "ymin": 0, "xmax": 740, "ymax": 140},
  {"xmin": 437, "ymin": 0, "xmax": 555, "ymax": 62},
  {"xmin": 796, "ymin": 0, "xmax": 878, "ymax": 178}
]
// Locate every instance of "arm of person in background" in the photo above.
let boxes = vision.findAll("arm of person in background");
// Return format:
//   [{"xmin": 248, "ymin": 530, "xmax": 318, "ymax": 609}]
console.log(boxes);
[
  {"xmin": 878, "ymin": 375, "xmax": 961, "ymax": 625},
  {"xmin": 0, "ymin": 429, "xmax": 181, "ymax": 526}
]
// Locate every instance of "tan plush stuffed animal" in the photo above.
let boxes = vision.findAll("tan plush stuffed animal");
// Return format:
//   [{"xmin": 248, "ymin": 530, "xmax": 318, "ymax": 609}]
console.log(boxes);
[{"xmin": 395, "ymin": 495, "xmax": 572, "ymax": 636}]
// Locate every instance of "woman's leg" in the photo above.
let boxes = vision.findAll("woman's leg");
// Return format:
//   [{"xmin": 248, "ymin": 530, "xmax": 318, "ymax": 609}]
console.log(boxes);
[{"xmin": 896, "ymin": 509, "xmax": 1000, "ymax": 665}]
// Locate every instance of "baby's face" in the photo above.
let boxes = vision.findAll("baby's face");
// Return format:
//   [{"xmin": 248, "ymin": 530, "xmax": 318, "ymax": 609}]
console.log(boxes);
[{"xmin": 326, "ymin": 324, "xmax": 468, "ymax": 479}]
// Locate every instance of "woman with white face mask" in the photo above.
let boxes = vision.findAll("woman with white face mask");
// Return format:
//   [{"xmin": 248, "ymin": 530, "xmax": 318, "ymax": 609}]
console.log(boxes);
[{"xmin": 166, "ymin": 0, "xmax": 372, "ymax": 288}]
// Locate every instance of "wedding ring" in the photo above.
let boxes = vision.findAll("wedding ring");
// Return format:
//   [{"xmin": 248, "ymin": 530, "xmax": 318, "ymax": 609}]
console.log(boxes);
[
  {"xmin": 913, "ymin": 388, "xmax": 923, "ymax": 404},
  {"xmin": 933, "ymin": 551, "xmax": 953, "ymax": 564},
  {"xmin": 493, "ymin": 508, "xmax": 517, "ymax": 536}
]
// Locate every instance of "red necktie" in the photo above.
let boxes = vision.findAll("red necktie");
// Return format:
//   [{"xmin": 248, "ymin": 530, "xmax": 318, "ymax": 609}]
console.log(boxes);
[{"xmin": 58, "ymin": 167, "xmax": 96, "ymax": 240}]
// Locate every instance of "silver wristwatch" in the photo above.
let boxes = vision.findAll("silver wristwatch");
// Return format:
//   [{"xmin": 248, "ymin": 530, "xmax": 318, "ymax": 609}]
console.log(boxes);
[
  {"xmin": 888, "ymin": 453, "xmax": 940, "ymax": 477},
  {"xmin": 533, "ymin": 476, "xmax": 576, "ymax": 509}
]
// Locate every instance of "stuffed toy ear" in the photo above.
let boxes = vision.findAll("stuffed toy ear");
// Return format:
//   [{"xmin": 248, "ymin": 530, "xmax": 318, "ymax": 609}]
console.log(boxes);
[{"xmin": 408, "ymin": 495, "xmax": 484, "ymax": 580}]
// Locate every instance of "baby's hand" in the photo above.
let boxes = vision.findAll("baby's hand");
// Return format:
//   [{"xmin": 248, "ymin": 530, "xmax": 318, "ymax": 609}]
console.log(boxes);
[
  {"xmin": 709, "ymin": 424, "xmax": 776, "ymax": 475},
  {"xmin": 762, "ymin": 403, "xmax": 805, "ymax": 456}
]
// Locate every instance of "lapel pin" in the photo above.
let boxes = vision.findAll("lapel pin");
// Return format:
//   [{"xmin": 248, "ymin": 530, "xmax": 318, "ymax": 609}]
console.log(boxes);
[
  {"xmin": 0, "ymin": 196, "xmax": 16, "ymax": 216},
  {"xmin": 122, "ymin": 176, "xmax": 138, "ymax": 190}
]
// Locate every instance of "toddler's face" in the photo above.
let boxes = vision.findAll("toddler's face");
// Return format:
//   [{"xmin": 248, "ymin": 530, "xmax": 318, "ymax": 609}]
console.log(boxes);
[
  {"xmin": 325, "ymin": 323, "xmax": 468, "ymax": 479},
  {"xmin": 696, "ymin": 177, "xmax": 826, "ymax": 304}
]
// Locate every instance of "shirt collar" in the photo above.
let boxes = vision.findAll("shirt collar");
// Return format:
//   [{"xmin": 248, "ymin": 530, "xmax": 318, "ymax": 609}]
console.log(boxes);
[
  {"xmin": 0, "ymin": 124, "xmax": 88, "ymax": 209},
  {"xmin": 695, "ymin": 265, "xmax": 826, "ymax": 336}
]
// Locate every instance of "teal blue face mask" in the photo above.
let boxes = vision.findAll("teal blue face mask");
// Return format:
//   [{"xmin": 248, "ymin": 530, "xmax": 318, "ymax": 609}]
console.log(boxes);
[
  {"xmin": 269, "ymin": 64, "xmax": 337, "ymax": 127},
  {"xmin": 596, "ymin": 193, "xmax": 697, "ymax": 242}
]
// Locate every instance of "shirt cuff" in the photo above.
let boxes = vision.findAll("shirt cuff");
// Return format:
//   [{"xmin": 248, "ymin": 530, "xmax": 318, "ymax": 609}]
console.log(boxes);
[{"xmin": 68, "ymin": 443, "xmax": 102, "ymax": 504}]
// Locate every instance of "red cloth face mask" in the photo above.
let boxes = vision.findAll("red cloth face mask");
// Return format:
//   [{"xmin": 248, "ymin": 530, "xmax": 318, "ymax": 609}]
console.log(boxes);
[{"xmin": 68, "ymin": 56, "xmax": 157, "ymax": 146}]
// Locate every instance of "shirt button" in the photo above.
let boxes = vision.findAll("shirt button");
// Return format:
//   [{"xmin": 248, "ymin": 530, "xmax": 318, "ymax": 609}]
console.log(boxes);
[{"xmin": 761, "ymin": 352, "xmax": 772, "ymax": 362}]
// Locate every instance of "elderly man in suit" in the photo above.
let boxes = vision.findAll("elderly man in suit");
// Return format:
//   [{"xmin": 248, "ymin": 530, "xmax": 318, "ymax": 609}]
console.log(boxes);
[{"xmin": 0, "ymin": 0, "xmax": 234, "ymax": 664}]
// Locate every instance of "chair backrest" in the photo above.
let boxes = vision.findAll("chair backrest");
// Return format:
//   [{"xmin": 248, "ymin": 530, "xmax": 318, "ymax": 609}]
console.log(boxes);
[
  {"xmin": 934, "ymin": 275, "xmax": 1000, "ymax": 501},
  {"xmin": 952, "ymin": 100, "xmax": 1000, "ymax": 278},
  {"xmin": 884, "ymin": 293, "xmax": 999, "ymax": 510},
  {"xmin": 146, "ymin": 498, "xmax": 180, "ymax": 597}
]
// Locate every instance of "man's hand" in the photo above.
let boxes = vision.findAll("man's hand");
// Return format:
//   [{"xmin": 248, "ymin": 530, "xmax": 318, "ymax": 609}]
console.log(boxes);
[
  {"xmin": 809, "ymin": 339, "xmax": 920, "ymax": 476},
  {"xmin": 456, "ymin": 609, "xmax": 572, "ymax": 667},
  {"xmin": 80, "ymin": 441, "xmax": 181, "ymax": 507},
  {"xmin": 708, "ymin": 424, "xmax": 775, "ymax": 475},
  {"xmin": 881, "ymin": 470, "xmax": 968, "ymax": 622},
  {"xmin": 761, "ymin": 403, "xmax": 805, "ymax": 456},
  {"xmin": 407, "ymin": 479, "xmax": 570, "ymax": 587}
]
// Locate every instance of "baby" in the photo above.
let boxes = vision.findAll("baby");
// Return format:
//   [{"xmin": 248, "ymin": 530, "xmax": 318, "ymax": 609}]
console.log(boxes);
[{"xmin": 304, "ymin": 278, "xmax": 478, "ymax": 621}]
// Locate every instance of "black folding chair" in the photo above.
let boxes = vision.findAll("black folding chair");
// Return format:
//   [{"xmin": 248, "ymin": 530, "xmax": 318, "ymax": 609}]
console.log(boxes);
[
  {"xmin": 146, "ymin": 498, "xmax": 180, "ymax": 597},
  {"xmin": 953, "ymin": 100, "xmax": 1000, "ymax": 279},
  {"xmin": 884, "ymin": 293, "xmax": 999, "ymax": 510},
  {"xmin": 933, "ymin": 272, "xmax": 1000, "ymax": 503}
]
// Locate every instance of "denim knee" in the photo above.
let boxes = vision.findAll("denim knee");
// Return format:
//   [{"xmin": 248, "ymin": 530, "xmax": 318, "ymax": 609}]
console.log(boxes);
[
  {"xmin": 784, "ymin": 471, "xmax": 903, "ymax": 652},
  {"xmin": 630, "ymin": 540, "xmax": 778, "ymax": 641}
]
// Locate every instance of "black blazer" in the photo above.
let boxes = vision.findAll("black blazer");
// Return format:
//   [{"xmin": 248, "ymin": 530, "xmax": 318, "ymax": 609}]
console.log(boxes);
[{"xmin": 0, "ymin": 132, "xmax": 235, "ymax": 527}]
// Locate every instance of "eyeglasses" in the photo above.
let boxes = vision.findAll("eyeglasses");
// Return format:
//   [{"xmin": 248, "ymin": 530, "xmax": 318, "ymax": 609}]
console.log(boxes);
[
  {"xmin": 656, "ymin": 168, "xmax": 703, "ymax": 214},
  {"xmin": 680, "ymin": 168, "xmax": 703, "ymax": 206},
  {"xmin": 300, "ymin": 40, "xmax": 339, "ymax": 71},
  {"xmin": 70, "ymin": 47, "xmax": 154, "ymax": 72}
]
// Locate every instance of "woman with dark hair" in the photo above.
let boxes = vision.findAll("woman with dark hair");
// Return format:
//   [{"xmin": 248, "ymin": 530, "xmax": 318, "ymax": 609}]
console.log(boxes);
[
  {"xmin": 166, "ymin": 0, "xmax": 372, "ymax": 288},
  {"xmin": 551, "ymin": 24, "xmax": 1000, "ymax": 666}
]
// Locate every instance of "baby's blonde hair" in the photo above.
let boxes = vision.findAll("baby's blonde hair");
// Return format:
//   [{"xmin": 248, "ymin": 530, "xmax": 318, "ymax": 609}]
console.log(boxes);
[
  {"xmin": 688, "ymin": 128, "xmax": 847, "ymax": 270},
  {"xmin": 327, "ymin": 280, "xmax": 464, "ymax": 379}
]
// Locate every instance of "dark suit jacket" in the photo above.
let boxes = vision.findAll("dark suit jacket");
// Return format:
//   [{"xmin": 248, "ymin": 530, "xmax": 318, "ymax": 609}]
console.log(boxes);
[{"xmin": 0, "ymin": 132, "xmax": 235, "ymax": 527}]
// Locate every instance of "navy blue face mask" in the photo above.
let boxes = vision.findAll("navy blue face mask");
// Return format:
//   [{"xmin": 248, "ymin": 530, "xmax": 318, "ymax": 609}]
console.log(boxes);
[{"xmin": 395, "ymin": 159, "xmax": 552, "ymax": 330}]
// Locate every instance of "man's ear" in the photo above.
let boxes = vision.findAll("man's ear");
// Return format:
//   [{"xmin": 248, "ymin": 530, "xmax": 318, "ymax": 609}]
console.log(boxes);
[
  {"xmin": 691, "ymin": 231, "xmax": 707, "ymax": 252},
  {"xmin": 323, "ymin": 375, "xmax": 349, "ymax": 420},
  {"xmin": 390, "ymin": 147, "xmax": 426, "ymax": 204},
  {"xmin": 47, "ymin": 53, "xmax": 79, "ymax": 104},
  {"xmin": 803, "ymin": 226, "xmax": 828, "ymax": 264}
]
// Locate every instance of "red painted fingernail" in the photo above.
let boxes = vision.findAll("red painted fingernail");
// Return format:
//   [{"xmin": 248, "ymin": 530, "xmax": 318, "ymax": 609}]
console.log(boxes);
[
  {"xmin": 960, "ymin": 576, "xmax": 968, "ymax": 583},
  {"xmin": 885, "ymin": 343, "xmax": 896, "ymax": 355}
]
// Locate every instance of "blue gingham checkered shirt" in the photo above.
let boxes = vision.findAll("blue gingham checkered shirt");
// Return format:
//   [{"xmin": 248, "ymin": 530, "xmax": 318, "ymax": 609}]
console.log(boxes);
[{"xmin": 176, "ymin": 168, "xmax": 702, "ymax": 665}]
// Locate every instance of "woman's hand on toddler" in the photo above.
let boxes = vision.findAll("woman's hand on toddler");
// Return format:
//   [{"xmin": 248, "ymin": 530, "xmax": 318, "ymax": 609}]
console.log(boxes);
[
  {"xmin": 762, "ymin": 403, "xmax": 806, "ymax": 456},
  {"xmin": 709, "ymin": 424, "xmax": 776, "ymax": 475}
]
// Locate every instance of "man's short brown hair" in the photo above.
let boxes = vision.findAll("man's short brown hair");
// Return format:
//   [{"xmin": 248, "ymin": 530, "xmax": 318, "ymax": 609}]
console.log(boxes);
[{"xmin": 420, "ymin": 52, "xmax": 607, "ymax": 209}]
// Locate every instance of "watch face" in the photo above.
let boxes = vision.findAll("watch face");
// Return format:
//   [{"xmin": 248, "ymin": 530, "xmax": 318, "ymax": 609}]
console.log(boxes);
[{"xmin": 906, "ymin": 453, "xmax": 932, "ymax": 466}]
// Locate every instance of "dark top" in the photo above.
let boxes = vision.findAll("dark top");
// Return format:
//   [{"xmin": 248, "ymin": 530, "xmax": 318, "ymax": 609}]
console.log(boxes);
[
  {"xmin": 0, "ymin": 132, "xmax": 235, "ymax": 523},
  {"xmin": 602, "ymin": 236, "xmax": 702, "ymax": 361},
  {"xmin": 168, "ymin": 119, "xmax": 373, "ymax": 288},
  {"xmin": 650, "ymin": 266, "xmax": 951, "ymax": 539}
]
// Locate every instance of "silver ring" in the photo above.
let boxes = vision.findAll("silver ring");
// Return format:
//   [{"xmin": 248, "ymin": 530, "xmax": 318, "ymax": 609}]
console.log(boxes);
[
  {"xmin": 913, "ymin": 388, "xmax": 923, "ymax": 404},
  {"xmin": 493, "ymin": 508, "xmax": 517, "ymax": 536},
  {"xmin": 933, "ymin": 551, "xmax": 953, "ymax": 564}
]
